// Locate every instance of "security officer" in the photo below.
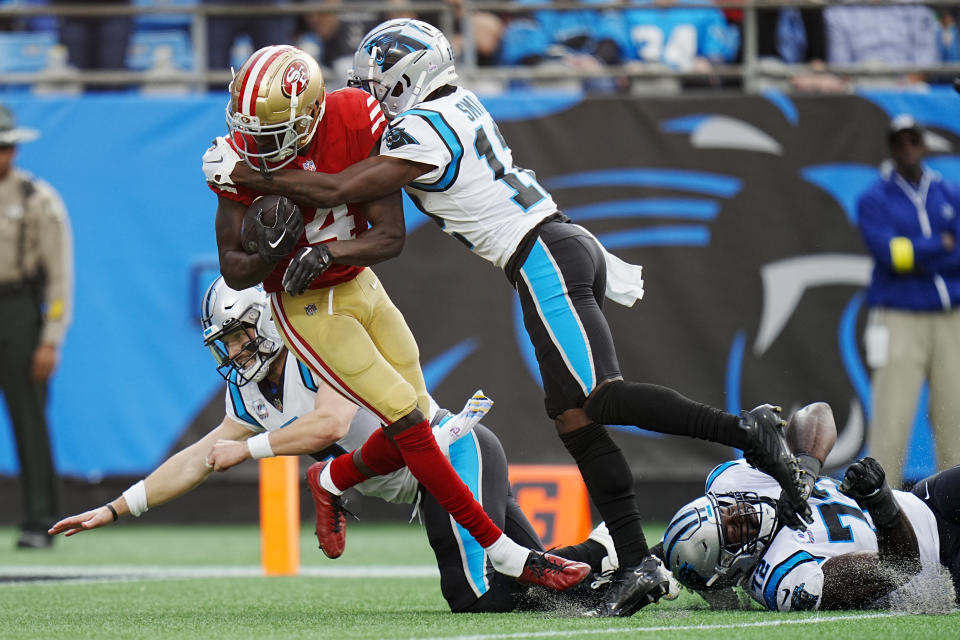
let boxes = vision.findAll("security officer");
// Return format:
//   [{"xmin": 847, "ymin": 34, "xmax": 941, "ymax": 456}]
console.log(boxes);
[
  {"xmin": 0, "ymin": 103, "xmax": 73, "ymax": 549},
  {"xmin": 858, "ymin": 114, "xmax": 960, "ymax": 490}
]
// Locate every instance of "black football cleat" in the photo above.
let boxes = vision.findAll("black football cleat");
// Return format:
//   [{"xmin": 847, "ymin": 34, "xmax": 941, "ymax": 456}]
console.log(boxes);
[
  {"xmin": 739, "ymin": 404, "xmax": 810, "ymax": 522},
  {"xmin": 586, "ymin": 555, "xmax": 671, "ymax": 617},
  {"xmin": 306, "ymin": 460, "xmax": 347, "ymax": 559},
  {"xmin": 517, "ymin": 551, "xmax": 592, "ymax": 592},
  {"xmin": 16, "ymin": 530, "xmax": 53, "ymax": 550}
]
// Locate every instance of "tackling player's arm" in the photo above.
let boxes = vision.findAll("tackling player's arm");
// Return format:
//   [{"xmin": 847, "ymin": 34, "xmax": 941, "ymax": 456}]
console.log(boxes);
[
  {"xmin": 326, "ymin": 190, "xmax": 407, "ymax": 265},
  {"xmin": 48, "ymin": 417, "xmax": 253, "ymax": 536},
  {"xmin": 214, "ymin": 195, "xmax": 277, "ymax": 289},
  {"xmin": 206, "ymin": 382, "xmax": 359, "ymax": 471},
  {"xmin": 232, "ymin": 155, "xmax": 434, "ymax": 210}
]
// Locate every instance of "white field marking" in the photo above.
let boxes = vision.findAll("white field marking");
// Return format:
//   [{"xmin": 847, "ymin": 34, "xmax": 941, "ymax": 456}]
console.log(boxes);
[
  {"xmin": 415, "ymin": 612, "xmax": 921, "ymax": 640},
  {"xmin": 0, "ymin": 565, "xmax": 438, "ymax": 586}
]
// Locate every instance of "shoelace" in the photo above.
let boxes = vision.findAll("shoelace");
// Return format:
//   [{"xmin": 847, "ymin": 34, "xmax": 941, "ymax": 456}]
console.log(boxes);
[
  {"xmin": 526, "ymin": 553, "xmax": 566, "ymax": 578},
  {"xmin": 325, "ymin": 493, "xmax": 357, "ymax": 533},
  {"xmin": 590, "ymin": 569, "xmax": 616, "ymax": 590}
]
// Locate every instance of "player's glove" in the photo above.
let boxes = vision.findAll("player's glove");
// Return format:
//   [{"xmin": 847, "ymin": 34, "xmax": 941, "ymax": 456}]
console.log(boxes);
[
  {"xmin": 256, "ymin": 199, "xmax": 304, "ymax": 264},
  {"xmin": 282, "ymin": 245, "xmax": 333, "ymax": 296},
  {"xmin": 777, "ymin": 453, "xmax": 827, "ymax": 530},
  {"xmin": 202, "ymin": 136, "xmax": 240, "ymax": 193},
  {"xmin": 433, "ymin": 390, "xmax": 494, "ymax": 457},
  {"xmin": 840, "ymin": 456, "xmax": 900, "ymax": 528}
]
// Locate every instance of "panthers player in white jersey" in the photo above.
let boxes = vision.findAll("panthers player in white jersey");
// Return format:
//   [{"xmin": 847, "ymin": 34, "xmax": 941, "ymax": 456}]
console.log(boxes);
[
  {"xmin": 662, "ymin": 402, "xmax": 960, "ymax": 611},
  {"xmin": 47, "ymin": 277, "xmax": 609, "ymax": 613},
  {"xmin": 46, "ymin": 278, "xmax": 427, "ymax": 532},
  {"xmin": 205, "ymin": 18, "xmax": 808, "ymax": 617}
]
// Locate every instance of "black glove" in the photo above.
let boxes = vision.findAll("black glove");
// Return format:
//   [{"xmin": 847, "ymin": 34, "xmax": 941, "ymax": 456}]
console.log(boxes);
[
  {"xmin": 777, "ymin": 453, "xmax": 826, "ymax": 530},
  {"xmin": 255, "ymin": 199, "xmax": 304, "ymax": 264},
  {"xmin": 840, "ymin": 456, "xmax": 900, "ymax": 528},
  {"xmin": 282, "ymin": 245, "xmax": 333, "ymax": 296}
]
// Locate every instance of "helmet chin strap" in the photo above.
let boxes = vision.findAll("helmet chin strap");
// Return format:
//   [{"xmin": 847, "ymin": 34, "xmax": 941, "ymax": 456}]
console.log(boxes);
[{"xmin": 248, "ymin": 347, "xmax": 281, "ymax": 383}]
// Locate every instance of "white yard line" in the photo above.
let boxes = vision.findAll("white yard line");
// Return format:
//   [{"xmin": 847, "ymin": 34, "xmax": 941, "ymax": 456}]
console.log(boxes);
[
  {"xmin": 415, "ymin": 612, "xmax": 918, "ymax": 640},
  {"xmin": 0, "ymin": 564, "xmax": 438, "ymax": 586}
]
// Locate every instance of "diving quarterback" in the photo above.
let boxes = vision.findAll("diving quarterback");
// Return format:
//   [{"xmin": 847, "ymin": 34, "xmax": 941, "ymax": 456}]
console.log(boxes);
[
  {"xmin": 201, "ymin": 20, "xmax": 808, "ymax": 617},
  {"xmin": 200, "ymin": 46, "xmax": 588, "ymax": 592},
  {"xmin": 662, "ymin": 402, "xmax": 960, "ymax": 612},
  {"xmin": 49, "ymin": 278, "xmax": 598, "ymax": 612}
]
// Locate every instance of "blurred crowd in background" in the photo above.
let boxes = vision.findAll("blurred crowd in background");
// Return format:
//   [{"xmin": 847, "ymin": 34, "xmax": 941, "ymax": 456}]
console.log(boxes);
[{"xmin": 0, "ymin": 0, "xmax": 958, "ymax": 94}]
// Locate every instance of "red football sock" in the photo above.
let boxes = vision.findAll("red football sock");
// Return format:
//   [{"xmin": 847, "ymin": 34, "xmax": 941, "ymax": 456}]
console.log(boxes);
[
  {"xmin": 358, "ymin": 428, "xmax": 406, "ymax": 474},
  {"xmin": 328, "ymin": 429, "xmax": 404, "ymax": 490},
  {"xmin": 392, "ymin": 419, "xmax": 502, "ymax": 547}
]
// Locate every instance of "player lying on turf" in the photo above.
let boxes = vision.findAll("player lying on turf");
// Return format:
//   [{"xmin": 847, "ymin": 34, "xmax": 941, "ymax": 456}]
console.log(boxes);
[
  {"xmin": 660, "ymin": 402, "xmax": 959, "ymax": 611},
  {"xmin": 48, "ymin": 278, "xmax": 600, "ymax": 612}
]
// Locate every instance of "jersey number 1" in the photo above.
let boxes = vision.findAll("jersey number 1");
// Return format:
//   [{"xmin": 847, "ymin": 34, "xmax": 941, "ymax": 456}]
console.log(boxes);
[{"xmin": 474, "ymin": 126, "xmax": 545, "ymax": 211}]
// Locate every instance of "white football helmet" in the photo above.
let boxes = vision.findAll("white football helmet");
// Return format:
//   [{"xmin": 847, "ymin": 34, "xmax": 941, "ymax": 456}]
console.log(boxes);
[
  {"xmin": 662, "ymin": 491, "xmax": 779, "ymax": 591},
  {"xmin": 200, "ymin": 277, "xmax": 284, "ymax": 386},
  {"xmin": 226, "ymin": 45, "xmax": 326, "ymax": 173},
  {"xmin": 349, "ymin": 19, "xmax": 458, "ymax": 120}
]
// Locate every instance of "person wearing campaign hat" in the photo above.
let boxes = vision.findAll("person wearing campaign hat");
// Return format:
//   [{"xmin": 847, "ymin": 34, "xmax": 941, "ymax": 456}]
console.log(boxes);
[
  {"xmin": 0, "ymin": 102, "xmax": 73, "ymax": 549},
  {"xmin": 857, "ymin": 113, "xmax": 960, "ymax": 490}
]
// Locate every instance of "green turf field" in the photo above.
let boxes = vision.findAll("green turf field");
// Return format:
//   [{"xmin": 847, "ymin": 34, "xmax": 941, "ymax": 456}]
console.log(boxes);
[{"xmin": 0, "ymin": 522, "xmax": 956, "ymax": 639}]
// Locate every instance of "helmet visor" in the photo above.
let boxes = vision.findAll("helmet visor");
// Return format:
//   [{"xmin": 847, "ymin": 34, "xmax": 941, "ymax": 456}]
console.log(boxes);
[
  {"xmin": 202, "ymin": 312, "xmax": 268, "ymax": 386},
  {"xmin": 712, "ymin": 492, "xmax": 778, "ymax": 586},
  {"xmin": 226, "ymin": 108, "xmax": 310, "ymax": 172}
]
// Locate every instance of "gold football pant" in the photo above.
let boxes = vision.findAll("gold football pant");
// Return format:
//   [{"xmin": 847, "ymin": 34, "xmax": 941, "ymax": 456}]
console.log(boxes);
[{"xmin": 269, "ymin": 269, "xmax": 428, "ymax": 424}]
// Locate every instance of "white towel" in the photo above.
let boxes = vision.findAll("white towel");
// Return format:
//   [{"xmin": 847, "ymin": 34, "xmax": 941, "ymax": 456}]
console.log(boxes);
[
  {"xmin": 603, "ymin": 249, "xmax": 645, "ymax": 307},
  {"xmin": 576, "ymin": 226, "xmax": 645, "ymax": 307}
]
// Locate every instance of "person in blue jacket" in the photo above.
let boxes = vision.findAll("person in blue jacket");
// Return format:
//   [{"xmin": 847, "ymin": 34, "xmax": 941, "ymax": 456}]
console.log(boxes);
[{"xmin": 857, "ymin": 114, "xmax": 960, "ymax": 489}]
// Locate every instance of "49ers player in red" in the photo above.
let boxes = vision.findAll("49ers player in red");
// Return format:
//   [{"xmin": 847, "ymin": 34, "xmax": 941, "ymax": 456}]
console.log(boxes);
[{"xmin": 202, "ymin": 45, "xmax": 588, "ymax": 593}]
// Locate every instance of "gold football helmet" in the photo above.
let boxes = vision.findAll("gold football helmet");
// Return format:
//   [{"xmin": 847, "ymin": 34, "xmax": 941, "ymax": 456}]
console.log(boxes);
[{"xmin": 226, "ymin": 45, "xmax": 325, "ymax": 173}]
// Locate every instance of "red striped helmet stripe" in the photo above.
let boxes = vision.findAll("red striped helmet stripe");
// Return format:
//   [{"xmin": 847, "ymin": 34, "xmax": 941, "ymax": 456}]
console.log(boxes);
[{"xmin": 237, "ymin": 46, "xmax": 291, "ymax": 116}]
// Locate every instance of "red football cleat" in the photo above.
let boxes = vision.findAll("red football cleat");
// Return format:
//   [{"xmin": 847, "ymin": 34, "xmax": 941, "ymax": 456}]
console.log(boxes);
[
  {"xmin": 306, "ymin": 460, "xmax": 346, "ymax": 559},
  {"xmin": 517, "ymin": 551, "xmax": 591, "ymax": 591}
]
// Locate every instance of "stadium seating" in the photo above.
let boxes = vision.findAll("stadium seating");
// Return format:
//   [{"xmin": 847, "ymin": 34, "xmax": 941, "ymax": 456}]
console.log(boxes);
[
  {"xmin": 127, "ymin": 29, "xmax": 194, "ymax": 71},
  {"xmin": 0, "ymin": 31, "xmax": 56, "ymax": 73},
  {"xmin": 133, "ymin": 0, "xmax": 196, "ymax": 32}
]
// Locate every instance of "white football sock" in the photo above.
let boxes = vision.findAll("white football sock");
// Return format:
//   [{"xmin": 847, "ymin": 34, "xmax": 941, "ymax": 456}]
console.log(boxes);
[
  {"xmin": 319, "ymin": 462, "xmax": 344, "ymax": 496},
  {"xmin": 484, "ymin": 533, "xmax": 529, "ymax": 577}
]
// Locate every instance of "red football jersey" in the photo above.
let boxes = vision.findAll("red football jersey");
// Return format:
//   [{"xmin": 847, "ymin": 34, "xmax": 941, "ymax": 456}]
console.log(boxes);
[{"xmin": 211, "ymin": 87, "xmax": 387, "ymax": 292}]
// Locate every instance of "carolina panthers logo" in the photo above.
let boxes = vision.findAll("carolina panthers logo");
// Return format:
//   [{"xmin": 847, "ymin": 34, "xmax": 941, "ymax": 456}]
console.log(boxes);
[
  {"xmin": 363, "ymin": 31, "xmax": 429, "ymax": 70},
  {"xmin": 385, "ymin": 126, "xmax": 418, "ymax": 150},
  {"xmin": 790, "ymin": 583, "xmax": 819, "ymax": 611}
]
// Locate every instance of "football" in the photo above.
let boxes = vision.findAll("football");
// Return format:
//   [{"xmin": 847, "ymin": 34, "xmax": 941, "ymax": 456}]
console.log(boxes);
[{"xmin": 240, "ymin": 194, "xmax": 301, "ymax": 255}]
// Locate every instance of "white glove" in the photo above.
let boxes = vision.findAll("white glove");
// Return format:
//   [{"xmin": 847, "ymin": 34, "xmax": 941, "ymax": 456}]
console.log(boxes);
[
  {"xmin": 202, "ymin": 136, "xmax": 240, "ymax": 193},
  {"xmin": 433, "ymin": 390, "xmax": 493, "ymax": 457}
]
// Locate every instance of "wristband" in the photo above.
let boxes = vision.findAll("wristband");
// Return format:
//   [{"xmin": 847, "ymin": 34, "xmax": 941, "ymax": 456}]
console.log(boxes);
[
  {"xmin": 795, "ymin": 453, "xmax": 822, "ymax": 477},
  {"xmin": 105, "ymin": 503, "xmax": 119, "ymax": 521},
  {"xmin": 247, "ymin": 432, "xmax": 275, "ymax": 459},
  {"xmin": 122, "ymin": 480, "xmax": 149, "ymax": 517}
]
